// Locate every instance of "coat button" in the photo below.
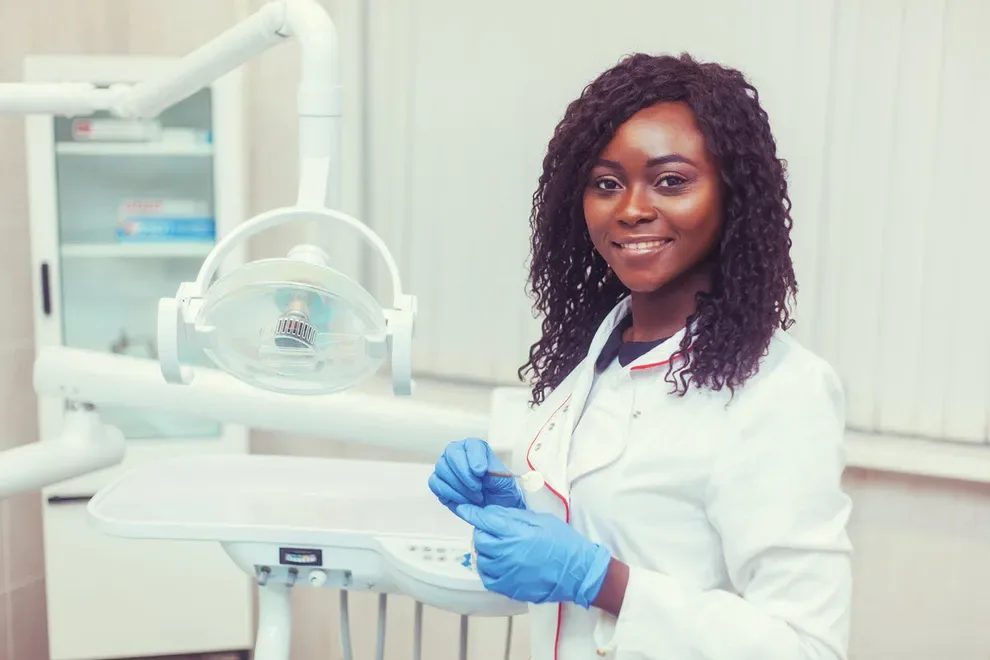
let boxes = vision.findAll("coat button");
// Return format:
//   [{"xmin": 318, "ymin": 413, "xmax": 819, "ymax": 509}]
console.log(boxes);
[{"xmin": 632, "ymin": 410, "xmax": 641, "ymax": 418}]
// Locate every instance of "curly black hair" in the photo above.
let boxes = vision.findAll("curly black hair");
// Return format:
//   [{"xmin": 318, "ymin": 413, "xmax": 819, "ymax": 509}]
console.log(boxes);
[{"xmin": 518, "ymin": 52, "xmax": 797, "ymax": 406}]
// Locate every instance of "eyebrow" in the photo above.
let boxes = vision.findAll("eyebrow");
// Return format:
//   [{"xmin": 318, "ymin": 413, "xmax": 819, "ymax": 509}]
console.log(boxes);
[{"xmin": 595, "ymin": 154, "xmax": 697, "ymax": 168}]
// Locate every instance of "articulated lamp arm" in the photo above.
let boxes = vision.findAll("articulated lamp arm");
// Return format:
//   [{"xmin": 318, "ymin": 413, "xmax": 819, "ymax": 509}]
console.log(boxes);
[
  {"xmin": 0, "ymin": 0, "xmax": 339, "ymax": 207},
  {"xmin": 0, "ymin": 0, "xmax": 334, "ymax": 121},
  {"xmin": 0, "ymin": 0, "xmax": 346, "ymax": 500}
]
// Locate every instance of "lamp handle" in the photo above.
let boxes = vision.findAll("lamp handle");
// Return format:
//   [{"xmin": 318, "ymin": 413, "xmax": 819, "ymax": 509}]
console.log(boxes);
[{"xmin": 192, "ymin": 206, "xmax": 408, "ymax": 310}]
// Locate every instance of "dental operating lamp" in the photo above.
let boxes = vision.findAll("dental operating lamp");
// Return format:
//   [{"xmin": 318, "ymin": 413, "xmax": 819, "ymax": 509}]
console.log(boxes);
[{"xmin": 0, "ymin": 0, "xmax": 426, "ymax": 498}]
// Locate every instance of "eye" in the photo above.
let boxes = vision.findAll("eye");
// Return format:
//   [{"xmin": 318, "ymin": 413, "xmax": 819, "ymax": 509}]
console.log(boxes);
[
  {"xmin": 594, "ymin": 177, "xmax": 622, "ymax": 191},
  {"xmin": 656, "ymin": 174, "xmax": 688, "ymax": 188}
]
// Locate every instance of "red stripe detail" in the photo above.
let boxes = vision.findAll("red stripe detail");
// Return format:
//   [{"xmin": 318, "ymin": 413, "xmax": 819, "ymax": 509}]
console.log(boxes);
[
  {"xmin": 629, "ymin": 347, "xmax": 692, "ymax": 372},
  {"xmin": 524, "ymin": 395, "xmax": 572, "ymax": 660},
  {"xmin": 629, "ymin": 357, "xmax": 672, "ymax": 372}
]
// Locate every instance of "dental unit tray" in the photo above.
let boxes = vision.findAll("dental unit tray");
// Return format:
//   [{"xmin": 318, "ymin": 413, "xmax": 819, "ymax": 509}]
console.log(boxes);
[{"xmin": 87, "ymin": 454, "xmax": 526, "ymax": 618}]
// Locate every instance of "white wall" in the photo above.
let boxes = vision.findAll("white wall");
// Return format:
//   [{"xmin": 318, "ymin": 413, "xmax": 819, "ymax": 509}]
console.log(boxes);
[
  {"xmin": 365, "ymin": 0, "xmax": 841, "ymax": 384},
  {"xmin": 813, "ymin": 0, "xmax": 990, "ymax": 443}
]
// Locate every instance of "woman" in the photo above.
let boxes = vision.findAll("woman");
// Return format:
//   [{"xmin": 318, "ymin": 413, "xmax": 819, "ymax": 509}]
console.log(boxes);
[{"xmin": 428, "ymin": 53, "xmax": 852, "ymax": 660}]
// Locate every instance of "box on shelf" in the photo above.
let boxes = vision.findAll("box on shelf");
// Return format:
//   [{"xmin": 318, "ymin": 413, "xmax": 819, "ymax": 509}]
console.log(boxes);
[
  {"xmin": 116, "ymin": 199, "xmax": 215, "ymax": 242},
  {"xmin": 71, "ymin": 118, "xmax": 212, "ymax": 144}
]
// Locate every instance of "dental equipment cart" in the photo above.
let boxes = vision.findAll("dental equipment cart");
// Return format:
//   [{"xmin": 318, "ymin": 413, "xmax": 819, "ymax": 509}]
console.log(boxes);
[{"xmin": 88, "ymin": 454, "xmax": 528, "ymax": 660}]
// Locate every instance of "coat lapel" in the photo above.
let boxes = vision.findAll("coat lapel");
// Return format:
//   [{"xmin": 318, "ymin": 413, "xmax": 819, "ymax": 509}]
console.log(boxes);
[{"xmin": 523, "ymin": 298, "xmax": 635, "ymax": 505}]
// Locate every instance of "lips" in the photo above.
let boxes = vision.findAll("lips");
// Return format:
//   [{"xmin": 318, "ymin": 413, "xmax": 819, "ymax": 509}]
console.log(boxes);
[{"xmin": 613, "ymin": 238, "xmax": 673, "ymax": 253}]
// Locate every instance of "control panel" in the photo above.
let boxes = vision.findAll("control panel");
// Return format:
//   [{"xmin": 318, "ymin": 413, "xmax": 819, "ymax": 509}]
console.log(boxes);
[
  {"xmin": 377, "ymin": 536, "xmax": 526, "ymax": 617},
  {"xmin": 401, "ymin": 541, "xmax": 475, "ymax": 573}
]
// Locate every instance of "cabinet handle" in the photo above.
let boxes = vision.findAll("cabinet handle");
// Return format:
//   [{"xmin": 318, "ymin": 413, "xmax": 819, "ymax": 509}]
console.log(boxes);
[
  {"xmin": 40, "ymin": 262, "xmax": 52, "ymax": 316},
  {"xmin": 46, "ymin": 494, "xmax": 94, "ymax": 505}
]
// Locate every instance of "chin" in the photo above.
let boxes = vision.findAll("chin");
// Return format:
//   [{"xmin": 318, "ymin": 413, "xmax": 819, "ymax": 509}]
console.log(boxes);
[{"xmin": 614, "ymin": 273, "xmax": 669, "ymax": 295}]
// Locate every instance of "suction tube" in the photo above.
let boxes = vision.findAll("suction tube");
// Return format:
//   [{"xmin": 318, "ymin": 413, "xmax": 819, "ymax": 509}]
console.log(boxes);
[
  {"xmin": 339, "ymin": 591, "xmax": 353, "ymax": 660},
  {"xmin": 413, "ymin": 601, "xmax": 424, "ymax": 660},
  {"xmin": 376, "ymin": 593, "xmax": 388, "ymax": 660},
  {"xmin": 459, "ymin": 614, "xmax": 469, "ymax": 660}
]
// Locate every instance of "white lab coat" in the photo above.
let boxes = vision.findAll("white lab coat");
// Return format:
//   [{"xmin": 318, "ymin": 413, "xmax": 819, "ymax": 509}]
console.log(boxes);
[{"xmin": 510, "ymin": 296, "xmax": 853, "ymax": 660}]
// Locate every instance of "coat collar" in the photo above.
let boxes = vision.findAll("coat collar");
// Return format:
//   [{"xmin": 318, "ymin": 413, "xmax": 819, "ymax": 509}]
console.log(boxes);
[
  {"xmin": 525, "ymin": 297, "xmax": 693, "ymax": 499},
  {"xmin": 589, "ymin": 296, "xmax": 691, "ymax": 374}
]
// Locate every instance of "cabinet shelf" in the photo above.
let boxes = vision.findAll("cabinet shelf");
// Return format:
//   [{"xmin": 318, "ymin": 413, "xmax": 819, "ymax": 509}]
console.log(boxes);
[
  {"xmin": 55, "ymin": 142, "xmax": 213, "ymax": 157},
  {"xmin": 60, "ymin": 243, "xmax": 214, "ymax": 259}
]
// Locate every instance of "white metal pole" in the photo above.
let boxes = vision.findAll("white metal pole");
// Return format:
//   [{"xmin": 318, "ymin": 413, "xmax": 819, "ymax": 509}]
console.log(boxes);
[
  {"xmin": 0, "ymin": 83, "xmax": 115, "ymax": 116},
  {"xmin": 0, "ymin": 405, "xmax": 125, "ymax": 499},
  {"xmin": 254, "ymin": 583, "xmax": 293, "ymax": 660},
  {"xmin": 34, "ymin": 347, "xmax": 493, "ymax": 454}
]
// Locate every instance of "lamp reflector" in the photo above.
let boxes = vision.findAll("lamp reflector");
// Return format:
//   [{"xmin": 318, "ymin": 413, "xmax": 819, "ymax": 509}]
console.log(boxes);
[{"xmin": 197, "ymin": 258, "xmax": 387, "ymax": 395}]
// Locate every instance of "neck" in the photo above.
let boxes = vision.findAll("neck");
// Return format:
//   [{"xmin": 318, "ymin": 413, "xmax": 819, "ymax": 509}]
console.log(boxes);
[{"xmin": 626, "ymin": 265, "xmax": 712, "ymax": 342}]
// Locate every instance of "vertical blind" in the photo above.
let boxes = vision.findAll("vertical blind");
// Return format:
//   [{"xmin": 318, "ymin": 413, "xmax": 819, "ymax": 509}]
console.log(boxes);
[{"xmin": 362, "ymin": 0, "xmax": 990, "ymax": 444}]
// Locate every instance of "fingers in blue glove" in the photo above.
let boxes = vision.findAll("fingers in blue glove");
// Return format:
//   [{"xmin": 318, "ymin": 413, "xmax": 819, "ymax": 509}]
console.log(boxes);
[
  {"xmin": 443, "ymin": 445, "xmax": 485, "ymax": 501},
  {"xmin": 427, "ymin": 471, "xmax": 471, "ymax": 509},
  {"xmin": 462, "ymin": 437, "xmax": 496, "ymax": 475},
  {"xmin": 454, "ymin": 502, "xmax": 526, "ymax": 534},
  {"xmin": 429, "ymin": 439, "xmax": 485, "ymax": 506},
  {"xmin": 429, "ymin": 439, "xmax": 524, "ymax": 512},
  {"xmin": 455, "ymin": 503, "xmax": 612, "ymax": 609}
]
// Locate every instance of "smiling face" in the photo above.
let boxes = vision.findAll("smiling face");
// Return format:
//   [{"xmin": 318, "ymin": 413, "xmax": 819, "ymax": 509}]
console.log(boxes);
[{"xmin": 583, "ymin": 102, "xmax": 723, "ymax": 295}]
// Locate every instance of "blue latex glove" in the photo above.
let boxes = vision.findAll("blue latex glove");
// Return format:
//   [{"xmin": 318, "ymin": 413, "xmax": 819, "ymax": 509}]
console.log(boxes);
[
  {"xmin": 428, "ymin": 438, "xmax": 525, "ymax": 513},
  {"xmin": 455, "ymin": 503, "xmax": 612, "ymax": 609}
]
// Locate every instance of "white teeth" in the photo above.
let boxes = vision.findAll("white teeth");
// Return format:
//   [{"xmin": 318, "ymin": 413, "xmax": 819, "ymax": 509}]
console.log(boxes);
[{"xmin": 618, "ymin": 240, "xmax": 667, "ymax": 251}]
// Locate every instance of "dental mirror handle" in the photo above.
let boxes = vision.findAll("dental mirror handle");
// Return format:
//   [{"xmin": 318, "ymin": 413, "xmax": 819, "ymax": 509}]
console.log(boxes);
[{"xmin": 486, "ymin": 470, "xmax": 545, "ymax": 493}]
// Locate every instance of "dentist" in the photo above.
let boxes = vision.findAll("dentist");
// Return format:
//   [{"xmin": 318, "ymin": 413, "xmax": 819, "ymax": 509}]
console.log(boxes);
[{"xmin": 430, "ymin": 53, "xmax": 852, "ymax": 660}]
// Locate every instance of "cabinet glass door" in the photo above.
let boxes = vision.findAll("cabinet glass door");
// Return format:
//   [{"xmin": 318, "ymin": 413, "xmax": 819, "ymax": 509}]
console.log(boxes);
[{"xmin": 53, "ymin": 87, "xmax": 221, "ymax": 441}]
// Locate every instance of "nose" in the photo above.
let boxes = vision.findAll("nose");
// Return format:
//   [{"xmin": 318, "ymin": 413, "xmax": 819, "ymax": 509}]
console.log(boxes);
[{"xmin": 616, "ymin": 185, "xmax": 658, "ymax": 226}]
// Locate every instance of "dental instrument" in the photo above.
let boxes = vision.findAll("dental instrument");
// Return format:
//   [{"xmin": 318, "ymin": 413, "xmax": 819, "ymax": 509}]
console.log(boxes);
[
  {"xmin": 487, "ymin": 469, "xmax": 546, "ymax": 493},
  {"xmin": 0, "ymin": 1, "xmax": 539, "ymax": 658}
]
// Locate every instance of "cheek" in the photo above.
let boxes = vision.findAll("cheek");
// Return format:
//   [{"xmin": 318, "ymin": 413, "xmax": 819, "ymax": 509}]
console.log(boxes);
[
  {"xmin": 665, "ymin": 188, "xmax": 722, "ymax": 243},
  {"xmin": 582, "ymin": 194, "xmax": 609, "ymax": 245}
]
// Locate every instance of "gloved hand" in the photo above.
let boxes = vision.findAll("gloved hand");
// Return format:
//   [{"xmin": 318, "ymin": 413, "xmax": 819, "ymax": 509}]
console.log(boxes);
[
  {"xmin": 428, "ymin": 438, "xmax": 525, "ymax": 513},
  {"xmin": 455, "ymin": 503, "xmax": 612, "ymax": 609}
]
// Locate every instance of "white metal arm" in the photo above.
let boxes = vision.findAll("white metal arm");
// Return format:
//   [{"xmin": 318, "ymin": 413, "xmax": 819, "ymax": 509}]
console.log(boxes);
[
  {"xmin": 0, "ymin": 1, "xmax": 338, "ymax": 119},
  {"xmin": 36, "ymin": 347, "xmax": 489, "ymax": 450},
  {"xmin": 0, "ymin": 0, "xmax": 348, "ymax": 500},
  {"xmin": 0, "ymin": 0, "xmax": 339, "ymax": 207},
  {"xmin": 0, "ymin": 344, "xmax": 493, "ymax": 500},
  {"xmin": 0, "ymin": 3, "xmax": 288, "ymax": 119},
  {"xmin": 0, "ymin": 403, "xmax": 125, "ymax": 500}
]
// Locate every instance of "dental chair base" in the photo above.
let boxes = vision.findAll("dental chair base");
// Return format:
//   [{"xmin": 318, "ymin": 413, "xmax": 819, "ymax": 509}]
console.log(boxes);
[{"xmin": 87, "ymin": 454, "xmax": 525, "ymax": 660}]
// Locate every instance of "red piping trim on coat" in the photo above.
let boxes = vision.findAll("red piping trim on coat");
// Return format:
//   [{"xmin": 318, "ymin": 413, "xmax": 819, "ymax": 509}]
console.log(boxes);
[
  {"xmin": 525, "ymin": 394, "xmax": 572, "ymax": 660},
  {"xmin": 629, "ymin": 357, "xmax": 673, "ymax": 371},
  {"xmin": 629, "ymin": 347, "xmax": 692, "ymax": 372}
]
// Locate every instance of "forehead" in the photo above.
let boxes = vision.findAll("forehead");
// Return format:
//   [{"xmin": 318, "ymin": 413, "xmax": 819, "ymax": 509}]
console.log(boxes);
[{"xmin": 598, "ymin": 102, "xmax": 710, "ymax": 164}]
